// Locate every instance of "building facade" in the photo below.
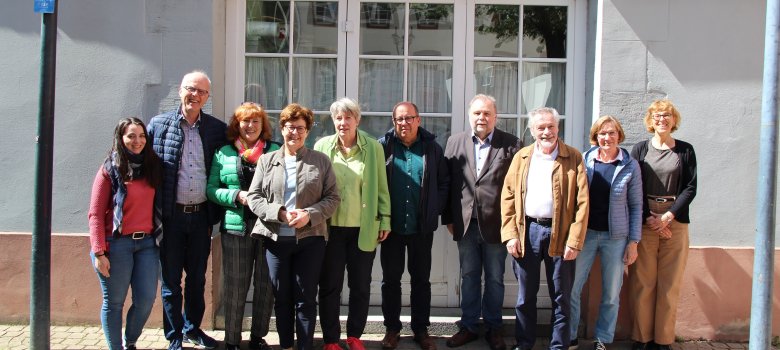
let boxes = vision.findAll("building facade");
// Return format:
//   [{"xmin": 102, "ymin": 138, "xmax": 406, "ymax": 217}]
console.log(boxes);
[{"xmin": 0, "ymin": 0, "xmax": 777, "ymax": 341}]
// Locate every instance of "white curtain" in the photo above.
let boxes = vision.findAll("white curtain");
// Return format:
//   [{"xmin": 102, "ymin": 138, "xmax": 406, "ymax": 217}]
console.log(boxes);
[
  {"xmin": 408, "ymin": 60, "xmax": 452, "ymax": 113},
  {"xmin": 245, "ymin": 57, "xmax": 288, "ymax": 110}
]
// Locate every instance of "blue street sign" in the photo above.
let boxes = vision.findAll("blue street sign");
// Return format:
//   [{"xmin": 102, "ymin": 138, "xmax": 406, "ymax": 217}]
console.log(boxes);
[{"xmin": 34, "ymin": 0, "xmax": 55, "ymax": 14}]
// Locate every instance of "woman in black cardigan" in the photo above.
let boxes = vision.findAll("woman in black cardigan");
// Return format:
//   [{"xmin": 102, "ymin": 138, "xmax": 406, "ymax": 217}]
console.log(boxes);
[{"xmin": 628, "ymin": 100, "xmax": 697, "ymax": 350}]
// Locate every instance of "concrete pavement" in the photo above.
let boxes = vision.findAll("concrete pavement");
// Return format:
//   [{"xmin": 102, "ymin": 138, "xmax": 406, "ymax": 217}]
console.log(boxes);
[{"xmin": 0, "ymin": 324, "xmax": 764, "ymax": 350}]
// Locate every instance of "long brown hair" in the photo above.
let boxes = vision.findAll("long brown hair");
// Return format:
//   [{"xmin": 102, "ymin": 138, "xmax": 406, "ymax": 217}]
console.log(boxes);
[{"xmin": 109, "ymin": 117, "xmax": 161, "ymax": 187}]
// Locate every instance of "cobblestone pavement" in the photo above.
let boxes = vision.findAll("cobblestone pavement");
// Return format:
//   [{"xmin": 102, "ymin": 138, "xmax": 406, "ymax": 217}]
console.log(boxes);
[{"xmin": 0, "ymin": 324, "xmax": 770, "ymax": 350}]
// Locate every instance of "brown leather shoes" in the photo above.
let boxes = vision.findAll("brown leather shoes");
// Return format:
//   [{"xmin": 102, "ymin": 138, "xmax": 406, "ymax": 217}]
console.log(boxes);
[
  {"xmin": 381, "ymin": 331, "xmax": 401, "ymax": 350},
  {"xmin": 446, "ymin": 329, "xmax": 478, "ymax": 348},
  {"xmin": 485, "ymin": 329, "xmax": 506, "ymax": 350},
  {"xmin": 414, "ymin": 332, "xmax": 438, "ymax": 350}
]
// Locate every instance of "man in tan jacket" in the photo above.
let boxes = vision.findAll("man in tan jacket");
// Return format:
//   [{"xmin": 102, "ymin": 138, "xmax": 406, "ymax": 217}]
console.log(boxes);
[{"xmin": 500, "ymin": 107, "xmax": 589, "ymax": 350}]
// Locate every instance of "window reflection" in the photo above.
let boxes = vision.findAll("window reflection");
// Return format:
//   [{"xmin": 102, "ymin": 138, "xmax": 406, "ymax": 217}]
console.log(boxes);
[
  {"xmin": 474, "ymin": 5, "xmax": 519, "ymax": 58},
  {"xmin": 409, "ymin": 4, "xmax": 454, "ymax": 56},
  {"xmin": 246, "ymin": 1, "xmax": 290, "ymax": 53},
  {"xmin": 360, "ymin": 3, "xmax": 405, "ymax": 55},
  {"xmin": 521, "ymin": 62, "xmax": 566, "ymax": 114},
  {"xmin": 295, "ymin": 2, "xmax": 338, "ymax": 54},
  {"xmin": 523, "ymin": 6, "xmax": 567, "ymax": 58}
]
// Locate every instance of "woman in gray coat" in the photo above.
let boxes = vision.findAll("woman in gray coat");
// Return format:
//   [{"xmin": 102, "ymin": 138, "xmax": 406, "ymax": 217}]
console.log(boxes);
[{"xmin": 247, "ymin": 103, "xmax": 340, "ymax": 350}]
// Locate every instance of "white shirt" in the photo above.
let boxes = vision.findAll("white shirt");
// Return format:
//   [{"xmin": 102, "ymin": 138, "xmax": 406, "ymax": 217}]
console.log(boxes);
[{"xmin": 524, "ymin": 142, "xmax": 559, "ymax": 219}]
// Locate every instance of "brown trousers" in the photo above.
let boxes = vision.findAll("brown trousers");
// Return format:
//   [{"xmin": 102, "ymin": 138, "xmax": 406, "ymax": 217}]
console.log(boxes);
[{"xmin": 628, "ymin": 221, "xmax": 689, "ymax": 345}]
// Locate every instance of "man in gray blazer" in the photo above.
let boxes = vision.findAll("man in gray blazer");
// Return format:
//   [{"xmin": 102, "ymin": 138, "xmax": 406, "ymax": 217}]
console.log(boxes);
[{"xmin": 442, "ymin": 94, "xmax": 522, "ymax": 350}]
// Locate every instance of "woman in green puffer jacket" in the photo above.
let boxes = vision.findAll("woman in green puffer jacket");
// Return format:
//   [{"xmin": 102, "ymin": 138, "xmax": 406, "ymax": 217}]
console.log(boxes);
[{"xmin": 206, "ymin": 102, "xmax": 280, "ymax": 350}]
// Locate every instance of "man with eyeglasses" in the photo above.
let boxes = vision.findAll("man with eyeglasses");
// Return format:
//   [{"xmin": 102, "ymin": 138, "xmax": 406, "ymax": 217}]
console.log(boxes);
[
  {"xmin": 147, "ymin": 71, "xmax": 227, "ymax": 350},
  {"xmin": 377, "ymin": 101, "xmax": 449, "ymax": 350},
  {"xmin": 442, "ymin": 94, "xmax": 522, "ymax": 350}
]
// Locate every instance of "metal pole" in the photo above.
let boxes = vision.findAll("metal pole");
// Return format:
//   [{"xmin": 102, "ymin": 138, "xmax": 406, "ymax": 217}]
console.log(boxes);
[
  {"xmin": 750, "ymin": 0, "xmax": 779, "ymax": 348},
  {"xmin": 31, "ymin": 1, "xmax": 58, "ymax": 349}
]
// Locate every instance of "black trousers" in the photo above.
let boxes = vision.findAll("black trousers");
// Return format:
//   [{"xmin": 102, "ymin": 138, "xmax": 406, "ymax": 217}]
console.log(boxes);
[{"xmin": 318, "ymin": 227, "xmax": 376, "ymax": 343}]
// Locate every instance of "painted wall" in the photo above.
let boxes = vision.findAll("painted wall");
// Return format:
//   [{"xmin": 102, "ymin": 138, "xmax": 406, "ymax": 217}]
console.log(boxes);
[
  {"xmin": 597, "ymin": 0, "xmax": 770, "ymax": 246},
  {"xmin": 0, "ymin": 0, "xmax": 216, "ymax": 233}
]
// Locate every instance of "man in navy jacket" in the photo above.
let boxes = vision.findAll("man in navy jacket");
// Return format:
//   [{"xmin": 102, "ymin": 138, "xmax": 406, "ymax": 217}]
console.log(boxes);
[
  {"xmin": 147, "ymin": 71, "xmax": 227, "ymax": 350},
  {"xmin": 378, "ymin": 102, "xmax": 449, "ymax": 350}
]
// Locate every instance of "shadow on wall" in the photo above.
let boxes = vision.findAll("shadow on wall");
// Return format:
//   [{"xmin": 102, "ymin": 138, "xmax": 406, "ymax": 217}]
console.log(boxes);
[{"xmin": 689, "ymin": 248, "xmax": 780, "ymax": 341}]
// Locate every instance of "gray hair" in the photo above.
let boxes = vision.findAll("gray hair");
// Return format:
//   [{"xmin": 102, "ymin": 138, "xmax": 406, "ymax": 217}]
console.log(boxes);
[
  {"xmin": 469, "ymin": 94, "xmax": 497, "ymax": 111},
  {"xmin": 181, "ymin": 70, "xmax": 211, "ymax": 86},
  {"xmin": 330, "ymin": 97, "xmax": 362, "ymax": 122},
  {"xmin": 527, "ymin": 107, "xmax": 560, "ymax": 130}
]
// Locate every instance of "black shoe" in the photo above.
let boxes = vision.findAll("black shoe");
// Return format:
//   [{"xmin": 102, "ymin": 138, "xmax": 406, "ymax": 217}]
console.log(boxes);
[
  {"xmin": 168, "ymin": 339, "xmax": 183, "ymax": 350},
  {"xmin": 569, "ymin": 339, "xmax": 579, "ymax": 350},
  {"xmin": 226, "ymin": 344, "xmax": 241, "ymax": 350},
  {"xmin": 632, "ymin": 341, "xmax": 649, "ymax": 350},
  {"xmin": 654, "ymin": 344, "xmax": 671, "ymax": 350},
  {"xmin": 510, "ymin": 345, "xmax": 532, "ymax": 350},
  {"xmin": 184, "ymin": 329, "xmax": 218, "ymax": 349},
  {"xmin": 125, "ymin": 345, "xmax": 137, "ymax": 350},
  {"xmin": 250, "ymin": 336, "xmax": 273, "ymax": 350},
  {"xmin": 593, "ymin": 339, "xmax": 606, "ymax": 350}
]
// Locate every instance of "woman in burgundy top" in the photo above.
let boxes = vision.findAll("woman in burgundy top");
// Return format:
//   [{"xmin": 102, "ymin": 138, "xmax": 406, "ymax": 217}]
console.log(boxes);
[{"xmin": 88, "ymin": 117, "xmax": 162, "ymax": 350}]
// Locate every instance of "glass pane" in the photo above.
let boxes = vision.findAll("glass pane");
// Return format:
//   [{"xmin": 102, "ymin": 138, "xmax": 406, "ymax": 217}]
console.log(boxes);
[
  {"xmin": 409, "ymin": 4, "xmax": 454, "ymax": 56},
  {"xmin": 474, "ymin": 5, "xmax": 519, "ymax": 58},
  {"xmin": 246, "ymin": 0, "xmax": 290, "ymax": 53},
  {"xmin": 245, "ymin": 57, "xmax": 289, "ymax": 110},
  {"xmin": 473, "ymin": 61, "xmax": 518, "ymax": 114},
  {"xmin": 267, "ymin": 113, "xmax": 331, "ymax": 148},
  {"xmin": 359, "ymin": 59, "xmax": 403, "ymax": 112},
  {"xmin": 408, "ymin": 60, "xmax": 452, "ymax": 113},
  {"xmin": 295, "ymin": 2, "xmax": 339, "ymax": 54},
  {"xmin": 496, "ymin": 117, "xmax": 519, "ymax": 141},
  {"xmin": 358, "ymin": 115, "xmax": 393, "ymax": 140},
  {"xmin": 293, "ymin": 58, "xmax": 337, "ymax": 110},
  {"xmin": 420, "ymin": 116, "xmax": 451, "ymax": 148},
  {"xmin": 360, "ymin": 3, "xmax": 405, "ymax": 55},
  {"xmin": 522, "ymin": 6, "xmax": 567, "ymax": 58},
  {"xmin": 305, "ymin": 114, "xmax": 334, "ymax": 148},
  {"xmin": 521, "ymin": 62, "xmax": 566, "ymax": 114}
]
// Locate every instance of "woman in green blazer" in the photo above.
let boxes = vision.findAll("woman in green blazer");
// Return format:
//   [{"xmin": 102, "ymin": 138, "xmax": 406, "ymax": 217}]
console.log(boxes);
[
  {"xmin": 206, "ymin": 102, "xmax": 280, "ymax": 350},
  {"xmin": 314, "ymin": 97, "xmax": 391, "ymax": 350}
]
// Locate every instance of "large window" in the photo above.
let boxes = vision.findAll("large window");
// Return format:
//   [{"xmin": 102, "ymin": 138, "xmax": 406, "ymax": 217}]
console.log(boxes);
[{"xmin": 227, "ymin": 0, "xmax": 581, "ymax": 148}]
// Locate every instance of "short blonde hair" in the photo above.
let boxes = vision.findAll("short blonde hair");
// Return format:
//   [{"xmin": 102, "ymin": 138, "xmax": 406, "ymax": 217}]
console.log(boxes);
[
  {"xmin": 589, "ymin": 115, "xmax": 625, "ymax": 145},
  {"xmin": 644, "ymin": 99, "xmax": 681, "ymax": 133}
]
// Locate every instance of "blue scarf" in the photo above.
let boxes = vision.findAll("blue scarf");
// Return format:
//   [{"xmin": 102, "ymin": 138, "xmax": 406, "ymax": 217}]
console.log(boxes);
[{"xmin": 103, "ymin": 149, "xmax": 163, "ymax": 245}]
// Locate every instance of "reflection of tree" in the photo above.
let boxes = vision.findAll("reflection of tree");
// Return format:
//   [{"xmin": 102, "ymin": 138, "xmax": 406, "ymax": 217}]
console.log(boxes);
[
  {"xmin": 475, "ymin": 5, "xmax": 568, "ymax": 114},
  {"xmin": 475, "ymin": 5, "xmax": 566, "ymax": 58},
  {"xmin": 523, "ymin": 6, "xmax": 566, "ymax": 58}
]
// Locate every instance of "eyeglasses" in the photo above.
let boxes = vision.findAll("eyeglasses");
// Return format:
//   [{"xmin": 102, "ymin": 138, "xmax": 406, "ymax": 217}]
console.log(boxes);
[
  {"xmin": 182, "ymin": 85, "xmax": 209, "ymax": 95},
  {"xmin": 393, "ymin": 116, "xmax": 418, "ymax": 124},
  {"xmin": 652, "ymin": 113, "xmax": 671, "ymax": 120},
  {"xmin": 284, "ymin": 125, "xmax": 307, "ymax": 133}
]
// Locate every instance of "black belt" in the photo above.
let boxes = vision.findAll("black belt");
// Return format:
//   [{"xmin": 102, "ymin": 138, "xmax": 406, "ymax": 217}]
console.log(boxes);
[
  {"xmin": 176, "ymin": 202, "xmax": 205, "ymax": 213},
  {"xmin": 124, "ymin": 231, "xmax": 150, "ymax": 240},
  {"xmin": 526, "ymin": 216, "xmax": 552, "ymax": 227},
  {"xmin": 648, "ymin": 195, "xmax": 676, "ymax": 203}
]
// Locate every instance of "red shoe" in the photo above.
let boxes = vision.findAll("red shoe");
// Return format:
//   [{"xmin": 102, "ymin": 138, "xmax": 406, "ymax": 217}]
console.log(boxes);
[
  {"xmin": 323, "ymin": 343, "xmax": 343, "ymax": 350},
  {"xmin": 347, "ymin": 337, "xmax": 366, "ymax": 350}
]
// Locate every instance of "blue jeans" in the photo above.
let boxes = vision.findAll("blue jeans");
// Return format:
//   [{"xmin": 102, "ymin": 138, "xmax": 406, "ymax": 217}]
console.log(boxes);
[
  {"xmin": 457, "ymin": 220, "xmax": 507, "ymax": 332},
  {"xmin": 570, "ymin": 229, "xmax": 627, "ymax": 343},
  {"xmin": 93, "ymin": 235, "xmax": 160, "ymax": 350},
  {"xmin": 512, "ymin": 222, "xmax": 575, "ymax": 350},
  {"xmin": 266, "ymin": 236, "xmax": 325, "ymax": 350},
  {"xmin": 380, "ymin": 232, "xmax": 434, "ymax": 334},
  {"xmin": 160, "ymin": 209, "xmax": 211, "ymax": 341}
]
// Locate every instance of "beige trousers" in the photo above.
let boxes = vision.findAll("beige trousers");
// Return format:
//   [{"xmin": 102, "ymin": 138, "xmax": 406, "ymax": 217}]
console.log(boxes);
[{"xmin": 628, "ymin": 221, "xmax": 689, "ymax": 345}]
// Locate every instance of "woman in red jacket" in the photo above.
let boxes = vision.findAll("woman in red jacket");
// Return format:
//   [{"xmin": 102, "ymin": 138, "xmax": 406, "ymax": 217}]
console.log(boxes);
[{"xmin": 88, "ymin": 117, "xmax": 162, "ymax": 350}]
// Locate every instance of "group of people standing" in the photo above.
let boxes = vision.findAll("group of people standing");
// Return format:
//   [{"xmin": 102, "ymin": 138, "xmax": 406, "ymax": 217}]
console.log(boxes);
[{"xmin": 87, "ymin": 69, "xmax": 696, "ymax": 350}]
